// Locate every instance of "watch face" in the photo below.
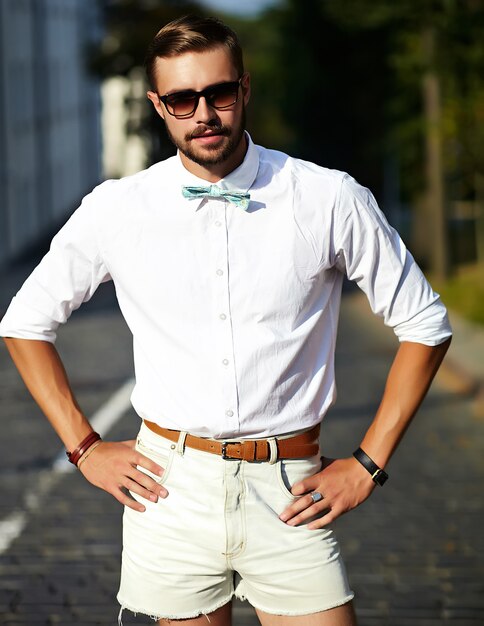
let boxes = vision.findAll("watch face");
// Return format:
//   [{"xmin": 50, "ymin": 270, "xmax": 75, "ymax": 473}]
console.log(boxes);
[{"xmin": 373, "ymin": 469, "xmax": 389, "ymax": 486}]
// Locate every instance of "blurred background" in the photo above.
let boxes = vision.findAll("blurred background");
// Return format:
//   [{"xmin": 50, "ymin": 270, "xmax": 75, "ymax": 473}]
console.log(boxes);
[
  {"xmin": 0, "ymin": 0, "xmax": 483, "ymax": 324},
  {"xmin": 1, "ymin": 4, "xmax": 483, "ymax": 624}
]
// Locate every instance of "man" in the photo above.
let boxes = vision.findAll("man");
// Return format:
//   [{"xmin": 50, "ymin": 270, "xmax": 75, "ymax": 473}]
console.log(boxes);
[{"xmin": 0, "ymin": 15, "xmax": 451, "ymax": 626}]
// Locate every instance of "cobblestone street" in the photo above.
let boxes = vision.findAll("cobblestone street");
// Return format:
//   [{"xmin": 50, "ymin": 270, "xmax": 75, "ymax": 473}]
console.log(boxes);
[{"xmin": 1, "ymin": 276, "xmax": 483, "ymax": 625}]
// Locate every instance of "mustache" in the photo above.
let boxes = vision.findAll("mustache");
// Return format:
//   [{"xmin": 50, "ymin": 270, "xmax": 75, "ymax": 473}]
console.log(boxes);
[{"xmin": 187, "ymin": 124, "xmax": 231, "ymax": 140}]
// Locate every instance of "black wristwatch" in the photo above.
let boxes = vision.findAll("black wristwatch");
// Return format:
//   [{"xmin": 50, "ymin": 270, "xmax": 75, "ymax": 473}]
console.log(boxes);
[{"xmin": 353, "ymin": 447, "xmax": 389, "ymax": 486}]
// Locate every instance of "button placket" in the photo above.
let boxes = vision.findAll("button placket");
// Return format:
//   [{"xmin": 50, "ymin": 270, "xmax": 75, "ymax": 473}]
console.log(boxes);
[{"xmin": 210, "ymin": 202, "xmax": 239, "ymax": 428}]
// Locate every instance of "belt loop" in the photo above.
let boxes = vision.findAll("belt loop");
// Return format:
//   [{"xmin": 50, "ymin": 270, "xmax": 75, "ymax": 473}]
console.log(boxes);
[
  {"xmin": 176, "ymin": 431, "xmax": 187, "ymax": 456},
  {"xmin": 268, "ymin": 438, "xmax": 278, "ymax": 464}
]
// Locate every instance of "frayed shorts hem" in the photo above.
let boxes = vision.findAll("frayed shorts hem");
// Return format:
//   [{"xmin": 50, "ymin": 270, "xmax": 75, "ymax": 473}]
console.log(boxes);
[
  {"xmin": 117, "ymin": 594, "xmax": 233, "ymax": 623},
  {"xmin": 243, "ymin": 591, "xmax": 355, "ymax": 617}
]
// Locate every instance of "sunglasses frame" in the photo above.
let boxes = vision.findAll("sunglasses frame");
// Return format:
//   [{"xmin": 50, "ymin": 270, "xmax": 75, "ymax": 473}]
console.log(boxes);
[{"xmin": 158, "ymin": 77, "xmax": 243, "ymax": 119}]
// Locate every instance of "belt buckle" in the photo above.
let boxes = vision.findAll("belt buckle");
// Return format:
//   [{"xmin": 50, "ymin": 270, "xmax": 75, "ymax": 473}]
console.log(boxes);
[{"xmin": 221, "ymin": 441, "xmax": 240, "ymax": 460}]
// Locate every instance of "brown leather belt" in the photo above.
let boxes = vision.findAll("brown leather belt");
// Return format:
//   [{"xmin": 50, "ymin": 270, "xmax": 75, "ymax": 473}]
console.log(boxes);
[{"xmin": 143, "ymin": 420, "xmax": 320, "ymax": 462}]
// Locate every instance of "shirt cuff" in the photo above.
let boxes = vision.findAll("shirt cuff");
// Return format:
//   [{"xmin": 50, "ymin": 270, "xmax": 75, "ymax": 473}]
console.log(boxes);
[
  {"xmin": 392, "ymin": 299, "xmax": 452, "ymax": 346},
  {"xmin": 0, "ymin": 296, "xmax": 60, "ymax": 343}
]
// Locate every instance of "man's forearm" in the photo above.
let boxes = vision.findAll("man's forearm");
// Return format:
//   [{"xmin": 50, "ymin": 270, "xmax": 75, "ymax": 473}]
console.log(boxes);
[
  {"xmin": 280, "ymin": 336, "xmax": 451, "ymax": 528},
  {"xmin": 359, "ymin": 337, "xmax": 452, "ymax": 469},
  {"xmin": 3, "ymin": 337, "xmax": 93, "ymax": 451},
  {"xmin": 3, "ymin": 337, "xmax": 167, "ymax": 511}
]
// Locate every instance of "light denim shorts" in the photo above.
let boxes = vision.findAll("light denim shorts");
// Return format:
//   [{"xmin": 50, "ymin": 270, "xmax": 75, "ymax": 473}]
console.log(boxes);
[{"xmin": 117, "ymin": 422, "xmax": 354, "ymax": 621}]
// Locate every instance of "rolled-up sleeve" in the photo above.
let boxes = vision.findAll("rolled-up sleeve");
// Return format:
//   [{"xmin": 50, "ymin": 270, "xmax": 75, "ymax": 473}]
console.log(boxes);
[
  {"xmin": 334, "ymin": 174, "xmax": 452, "ymax": 346},
  {"xmin": 0, "ymin": 189, "xmax": 111, "ymax": 343}
]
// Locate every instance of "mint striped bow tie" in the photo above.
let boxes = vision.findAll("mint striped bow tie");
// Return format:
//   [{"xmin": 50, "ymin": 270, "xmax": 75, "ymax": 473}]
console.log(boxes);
[{"xmin": 182, "ymin": 185, "xmax": 251, "ymax": 210}]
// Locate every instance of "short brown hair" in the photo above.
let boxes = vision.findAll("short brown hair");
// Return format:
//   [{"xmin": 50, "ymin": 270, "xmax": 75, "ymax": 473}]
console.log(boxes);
[{"xmin": 145, "ymin": 15, "xmax": 244, "ymax": 90}]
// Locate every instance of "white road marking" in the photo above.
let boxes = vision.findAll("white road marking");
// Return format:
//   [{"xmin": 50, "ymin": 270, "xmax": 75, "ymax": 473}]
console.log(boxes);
[
  {"xmin": 0, "ymin": 511, "xmax": 27, "ymax": 553},
  {"xmin": 0, "ymin": 378, "xmax": 135, "ymax": 555}
]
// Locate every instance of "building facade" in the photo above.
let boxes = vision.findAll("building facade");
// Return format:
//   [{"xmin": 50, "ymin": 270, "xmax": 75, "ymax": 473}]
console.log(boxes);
[{"xmin": 0, "ymin": 0, "xmax": 102, "ymax": 267}]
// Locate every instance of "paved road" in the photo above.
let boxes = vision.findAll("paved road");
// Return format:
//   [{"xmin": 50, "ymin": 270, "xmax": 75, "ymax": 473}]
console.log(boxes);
[{"xmin": 0, "ymin": 277, "xmax": 483, "ymax": 625}]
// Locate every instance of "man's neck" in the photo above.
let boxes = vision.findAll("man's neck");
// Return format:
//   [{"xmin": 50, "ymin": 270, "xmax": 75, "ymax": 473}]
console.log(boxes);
[{"xmin": 179, "ymin": 134, "xmax": 248, "ymax": 183}]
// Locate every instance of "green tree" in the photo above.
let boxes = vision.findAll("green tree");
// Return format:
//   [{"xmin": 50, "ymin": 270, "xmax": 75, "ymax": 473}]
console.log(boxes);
[
  {"xmin": 256, "ymin": 0, "xmax": 391, "ymax": 194},
  {"xmin": 323, "ymin": 0, "xmax": 484, "ymax": 276}
]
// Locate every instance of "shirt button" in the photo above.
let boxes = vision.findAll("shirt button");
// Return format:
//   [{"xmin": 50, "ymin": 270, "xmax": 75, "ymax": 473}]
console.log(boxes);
[
  {"xmin": 215, "ymin": 220, "xmax": 222, "ymax": 227},
  {"xmin": 225, "ymin": 409, "xmax": 234, "ymax": 417},
  {"xmin": 216, "ymin": 269, "xmax": 223, "ymax": 276},
  {"xmin": 222, "ymin": 358, "xmax": 229, "ymax": 365},
  {"xmin": 219, "ymin": 313, "xmax": 227, "ymax": 320}
]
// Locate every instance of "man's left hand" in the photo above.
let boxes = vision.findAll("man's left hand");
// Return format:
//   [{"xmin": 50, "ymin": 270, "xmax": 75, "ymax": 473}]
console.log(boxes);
[{"xmin": 279, "ymin": 456, "xmax": 376, "ymax": 530}]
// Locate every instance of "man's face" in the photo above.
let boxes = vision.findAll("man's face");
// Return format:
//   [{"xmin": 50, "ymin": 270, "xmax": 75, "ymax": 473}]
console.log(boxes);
[{"xmin": 147, "ymin": 47, "xmax": 250, "ymax": 177}]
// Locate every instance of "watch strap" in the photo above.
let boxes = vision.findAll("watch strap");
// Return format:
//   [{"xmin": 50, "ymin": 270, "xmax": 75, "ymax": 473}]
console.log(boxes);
[{"xmin": 353, "ymin": 447, "xmax": 388, "ymax": 486}]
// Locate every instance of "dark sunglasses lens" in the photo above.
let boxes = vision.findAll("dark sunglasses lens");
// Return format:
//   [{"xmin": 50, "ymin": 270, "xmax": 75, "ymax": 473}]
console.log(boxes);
[
  {"xmin": 164, "ymin": 81, "xmax": 240, "ymax": 117},
  {"xmin": 208, "ymin": 83, "xmax": 239, "ymax": 109},
  {"xmin": 166, "ymin": 94, "xmax": 198, "ymax": 117}
]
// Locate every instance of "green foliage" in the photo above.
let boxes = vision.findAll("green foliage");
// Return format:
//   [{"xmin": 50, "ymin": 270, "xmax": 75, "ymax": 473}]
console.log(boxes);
[
  {"xmin": 229, "ymin": 14, "xmax": 296, "ymax": 153},
  {"xmin": 243, "ymin": 0, "xmax": 392, "ymax": 192},
  {"xmin": 323, "ymin": 0, "xmax": 484, "ymax": 201}
]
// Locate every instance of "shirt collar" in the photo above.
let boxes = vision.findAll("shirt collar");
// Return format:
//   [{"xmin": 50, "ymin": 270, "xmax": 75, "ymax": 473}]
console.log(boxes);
[{"xmin": 176, "ymin": 132, "xmax": 259, "ymax": 208}]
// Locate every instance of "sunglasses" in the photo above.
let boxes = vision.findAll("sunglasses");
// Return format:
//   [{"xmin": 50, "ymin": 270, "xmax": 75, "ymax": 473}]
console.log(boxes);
[{"xmin": 158, "ymin": 78, "xmax": 243, "ymax": 119}]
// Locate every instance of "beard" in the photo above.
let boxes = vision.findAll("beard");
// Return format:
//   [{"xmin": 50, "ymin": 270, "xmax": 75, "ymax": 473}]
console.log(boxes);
[{"xmin": 165, "ymin": 107, "xmax": 246, "ymax": 168}]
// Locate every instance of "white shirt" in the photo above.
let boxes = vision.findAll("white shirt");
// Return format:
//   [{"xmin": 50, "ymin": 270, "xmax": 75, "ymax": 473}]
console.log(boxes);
[{"xmin": 0, "ymin": 135, "xmax": 451, "ymax": 438}]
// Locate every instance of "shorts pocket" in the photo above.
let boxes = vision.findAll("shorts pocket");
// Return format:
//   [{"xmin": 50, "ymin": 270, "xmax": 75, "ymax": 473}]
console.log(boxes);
[
  {"xmin": 135, "ymin": 436, "xmax": 175, "ymax": 487},
  {"xmin": 276, "ymin": 455, "xmax": 323, "ymax": 500}
]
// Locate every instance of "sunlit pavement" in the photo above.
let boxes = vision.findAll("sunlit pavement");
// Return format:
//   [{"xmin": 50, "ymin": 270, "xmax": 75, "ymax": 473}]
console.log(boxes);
[{"xmin": 0, "ymin": 276, "xmax": 483, "ymax": 625}]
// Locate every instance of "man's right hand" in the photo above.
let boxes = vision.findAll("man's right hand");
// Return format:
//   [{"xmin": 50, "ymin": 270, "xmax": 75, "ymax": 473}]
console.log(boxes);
[
  {"xmin": 1, "ymin": 339, "xmax": 166, "ymax": 512},
  {"xmin": 78, "ymin": 440, "xmax": 168, "ymax": 512}
]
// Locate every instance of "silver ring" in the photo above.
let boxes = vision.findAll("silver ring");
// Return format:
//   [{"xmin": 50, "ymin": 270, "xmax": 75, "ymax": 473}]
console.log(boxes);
[{"xmin": 310, "ymin": 491, "xmax": 323, "ymax": 504}]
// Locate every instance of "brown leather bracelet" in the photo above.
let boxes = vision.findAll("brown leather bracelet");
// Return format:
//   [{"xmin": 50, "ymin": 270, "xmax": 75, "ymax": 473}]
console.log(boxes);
[
  {"xmin": 77, "ymin": 440, "xmax": 103, "ymax": 470},
  {"xmin": 67, "ymin": 432, "xmax": 101, "ymax": 466}
]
